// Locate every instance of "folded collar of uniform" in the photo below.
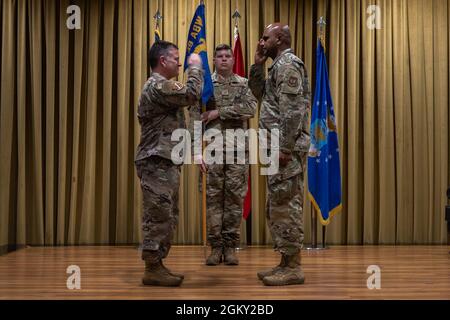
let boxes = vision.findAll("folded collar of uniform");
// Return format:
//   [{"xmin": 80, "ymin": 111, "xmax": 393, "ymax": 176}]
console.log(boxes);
[
  {"xmin": 212, "ymin": 71, "xmax": 239, "ymax": 84},
  {"xmin": 268, "ymin": 48, "xmax": 295, "ymax": 71}
]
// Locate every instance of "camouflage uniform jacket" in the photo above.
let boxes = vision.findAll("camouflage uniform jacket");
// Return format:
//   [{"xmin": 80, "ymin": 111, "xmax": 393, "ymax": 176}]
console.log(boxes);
[
  {"xmin": 201, "ymin": 72, "xmax": 257, "ymax": 153},
  {"xmin": 135, "ymin": 66, "xmax": 203, "ymax": 162},
  {"xmin": 206, "ymin": 72, "xmax": 257, "ymax": 131},
  {"xmin": 249, "ymin": 48, "xmax": 311, "ymax": 159}
]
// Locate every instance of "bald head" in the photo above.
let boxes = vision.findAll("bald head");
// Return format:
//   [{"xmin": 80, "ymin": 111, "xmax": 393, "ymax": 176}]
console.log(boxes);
[
  {"xmin": 266, "ymin": 23, "xmax": 291, "ymax": 46},
  {"xmin": 259, "ymin": 22, "xmax": 292, "ymax": 60}
]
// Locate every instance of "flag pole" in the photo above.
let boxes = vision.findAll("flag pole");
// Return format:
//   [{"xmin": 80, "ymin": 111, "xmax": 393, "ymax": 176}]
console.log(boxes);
[
  {"xmin": 232, "ymin": 9, "xmax": 241, "ymax": 28},
  {"xmin": 202, "ymin": 122, "xmax": 207, "ymax": 247},
  {"xmin": 200, "ymin": 0, "xmax": 207, "ymax": 248},
  {"xmin": 232, "ymin": 8, "xmax": 249, "ymax": 250},
  {"xmin": 317, "ymin": 17, "xmax": 329, "ymax": 250},
  {"xmin": 153, "ymin": 9, "xmax": 162, "ymax": 41},
  {"xmin": 153, "ymin": 10, "xmax": 162, "ymax": 28},
  {"xmin": 312, "ymin": 207, "xmax": 317, "ymax": 248},
  {"xmin": 305, "ymin": 205, "xmax": 319, "ymax": 250},
  {"xmin": 185, "ymin": 0, "xmax": 213, "ymax": 251},
  {"xmin": 317, "ymin": 16, "xmax": 326, "ymax": 50},
  {"xmin": 305, "ymin": 16, "xmax": 328, "ymax": 251}
]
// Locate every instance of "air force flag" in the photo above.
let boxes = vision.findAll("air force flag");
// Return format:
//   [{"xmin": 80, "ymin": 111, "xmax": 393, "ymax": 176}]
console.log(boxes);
[{"xmin": 307, "ymin": 40, "xmax": 342, "ymax": 225}]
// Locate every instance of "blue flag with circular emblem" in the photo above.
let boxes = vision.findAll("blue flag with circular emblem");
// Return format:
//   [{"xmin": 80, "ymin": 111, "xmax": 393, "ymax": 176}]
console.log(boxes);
[{"xmin": 307, "ymin": 40, "xmax": 342, "ymax": 225}]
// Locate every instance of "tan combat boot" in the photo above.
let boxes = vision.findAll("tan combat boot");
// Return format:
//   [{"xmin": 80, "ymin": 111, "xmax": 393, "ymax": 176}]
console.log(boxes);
[
  {"xmin": 205, "ymin": 247, "xmax": 223, "ymax": 266},
  {"xmin": 142, "ymin": 260, "xmax": 183, "ymax": 286},
  {"xmin": 160, "ymin": 260, "xmax": 184, "ymax": 280},
  {"xmin": 257, "ymin": 255, "xmax": 287, "ymax": 280},
  {"xmin": 262, "ymin": 253, "xmax": 305, "ymax": 286},
  {"xmin": 223, "ymin": 247, "xmax": 239, "ymax": 265}
]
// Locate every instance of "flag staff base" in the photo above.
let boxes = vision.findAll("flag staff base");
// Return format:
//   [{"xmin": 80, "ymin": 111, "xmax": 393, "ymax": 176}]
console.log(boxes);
[
  {"xmin": 304, "ymin": 211, "xmax": 329, "ymax": 250},
  {"xmin": 304, "ymin": 245, "xmax": 329, "ymax": 250},
  {"xmin": 203, "ymin": 244, "xmax": 209, "ymax": 261}
]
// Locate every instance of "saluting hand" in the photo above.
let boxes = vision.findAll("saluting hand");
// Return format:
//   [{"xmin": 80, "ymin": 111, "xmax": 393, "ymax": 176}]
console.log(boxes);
[
  {"xmin": 188, "ymin": 53, "xmax": 202, "ymax": 67},
  {"xmin": 254, "ymin": 42, "xmax": 268, "ymax": 65}
]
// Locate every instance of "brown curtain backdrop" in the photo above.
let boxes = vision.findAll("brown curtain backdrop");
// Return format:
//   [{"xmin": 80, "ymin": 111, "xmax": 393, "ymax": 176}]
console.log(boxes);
[{"xmin": 0, "ymin": 0, "xmax": 448, "ymax": 248}]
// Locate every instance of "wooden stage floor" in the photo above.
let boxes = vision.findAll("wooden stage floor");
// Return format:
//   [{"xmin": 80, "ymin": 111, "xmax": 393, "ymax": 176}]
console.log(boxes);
[{"xmin": 0, "ymin": 245, "xmax": 449, "ymax": 300}]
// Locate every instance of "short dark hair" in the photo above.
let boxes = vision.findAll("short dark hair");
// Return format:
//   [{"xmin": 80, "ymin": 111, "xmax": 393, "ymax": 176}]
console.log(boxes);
[
  {"xmin": 214, "ymin": 44, "xmax": 233, "ymax": 57},
  {"xmin": 148, "ymin": 40, "xmax": 179, "ymax": 69}
]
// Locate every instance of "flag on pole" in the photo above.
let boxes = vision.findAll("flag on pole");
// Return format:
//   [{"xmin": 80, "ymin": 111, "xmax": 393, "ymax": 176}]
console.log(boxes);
[
  {"xmin": 232, "ymin": 26, "xmax": 245, "ymax": 77},
  {"xmin": 307, "ymin": 39, "xmax": 342, "ymax": 225},
  {"xmin": 185, "ymin": 2, "xmax": 213, "ymax": 246},
  {"xmin": 232, "ymin": 24, "xmax": 251, "ymax": 220},
  {"xmin": 184, "ymin": 3, "xmax": 213, "ymax": 105}
]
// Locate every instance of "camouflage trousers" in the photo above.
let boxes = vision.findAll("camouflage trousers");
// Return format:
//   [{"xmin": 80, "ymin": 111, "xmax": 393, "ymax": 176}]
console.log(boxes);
[
  {"xmin": 136, "ymin": 156, "xmax": 180, "ymax": 263},
  {"xmin": 206, "ymin": 162, "xmax": 249, "ymax": 248},
  {"xmin": 266, "ymin": 152, "xmax": 305, "ymax": 255}
]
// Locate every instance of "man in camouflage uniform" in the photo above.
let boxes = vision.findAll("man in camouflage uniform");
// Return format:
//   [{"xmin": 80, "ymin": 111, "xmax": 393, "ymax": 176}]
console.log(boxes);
[
  {"xmin": 200, "ymin": 44, "xmax": 257, "ymax": 266},
  {"xmin": 135, "ymin": 41, "xmax": 203, "ymax": 286},
  {"xmin": 249, "ymin": 23, "xmax": 311, "ymax": 286}
]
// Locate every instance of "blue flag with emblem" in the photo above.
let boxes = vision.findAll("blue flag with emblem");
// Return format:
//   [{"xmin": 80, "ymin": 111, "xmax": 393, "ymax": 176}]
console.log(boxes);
[
  {"xmin": 184, "ymin": 3, "xmax": 213, "ymax": 105},
  {"xmin": 307, "ymin": 40, "xmax": 342, "ymax": 225}
]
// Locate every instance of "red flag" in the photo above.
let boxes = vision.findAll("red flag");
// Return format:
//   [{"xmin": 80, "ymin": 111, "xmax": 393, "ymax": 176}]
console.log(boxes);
[
  {"xmin": 233, "ymin": 26, "xmax": 245, "ymax": 77},
  {"xmin": 233, "ymin": 26, "xmax": 251, "ymax": 220},
  {"xmin": 242, "ymin": 177, "xmax": 252, "ymax": 220}
]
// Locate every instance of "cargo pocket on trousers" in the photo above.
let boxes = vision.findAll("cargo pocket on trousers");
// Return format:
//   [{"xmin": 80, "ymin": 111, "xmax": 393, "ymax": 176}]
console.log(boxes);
[{"xmin": 271, "ymin": 176, "xmax": 299, "ymax": 205}]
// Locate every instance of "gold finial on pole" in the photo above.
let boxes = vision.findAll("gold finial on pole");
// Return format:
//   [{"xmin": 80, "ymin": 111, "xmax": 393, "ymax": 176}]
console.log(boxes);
[
  {"xmin": 153, "ymin": 9, "xmax": 163, "ymax": 27},
  {"xmin": 153, "ymin": 10, "xmax": 163, "ymax": 24},
  {"xmin": 232, "ymin": 9, "xmax": 241, "ymax": 28},
  {"xmin": 317, "ymin": 16, "xmax": 326, "ymax": 51},
  {"xmin": 153, "ymin": 9, "xmax": 163, "ymax": 41}
]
